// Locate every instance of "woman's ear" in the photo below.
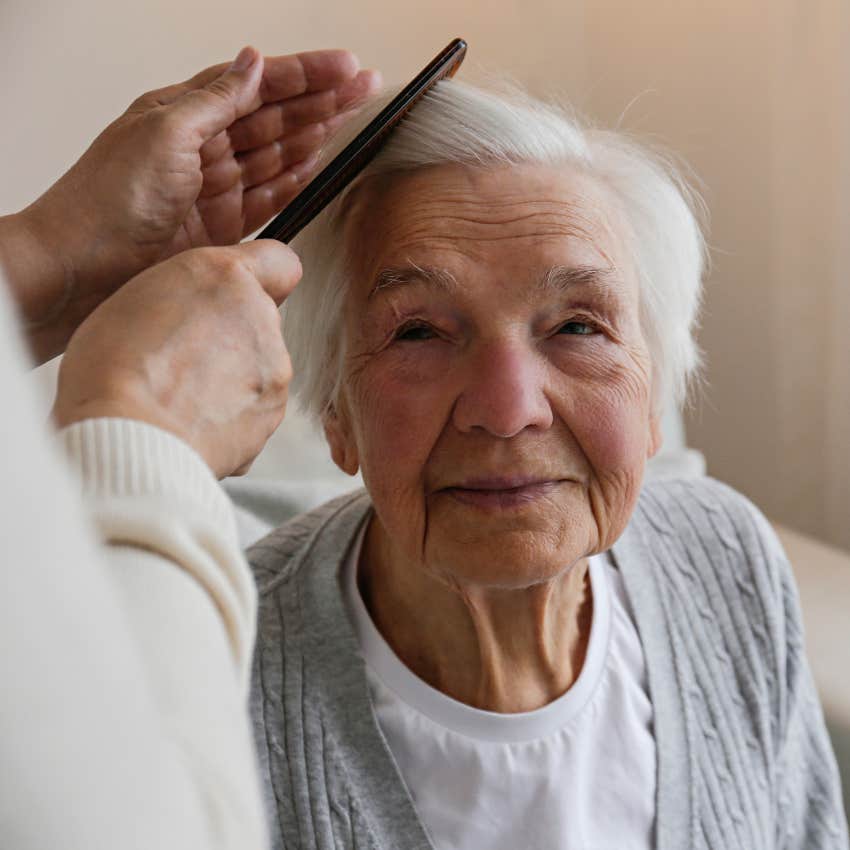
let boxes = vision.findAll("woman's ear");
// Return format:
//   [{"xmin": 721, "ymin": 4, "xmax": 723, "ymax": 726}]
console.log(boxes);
[{"xmin": 323, "ymin": 401, "xmax": 360, "ymax": 476}]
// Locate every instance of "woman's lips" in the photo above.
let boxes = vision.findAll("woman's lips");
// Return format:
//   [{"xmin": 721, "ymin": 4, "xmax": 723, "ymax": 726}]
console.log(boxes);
[{"xmin": 441, "ymin": 478, "xmax": 564, "ymax": 510}]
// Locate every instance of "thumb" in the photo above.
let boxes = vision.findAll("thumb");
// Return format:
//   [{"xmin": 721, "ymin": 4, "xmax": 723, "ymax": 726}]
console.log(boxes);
[
  {"xmin": 168, "ymin": 46, "xmax": 264, "ymax": 144},
  {"xmin": 232, "ymin": 240, "xmax": 303, "ymax": 306}
]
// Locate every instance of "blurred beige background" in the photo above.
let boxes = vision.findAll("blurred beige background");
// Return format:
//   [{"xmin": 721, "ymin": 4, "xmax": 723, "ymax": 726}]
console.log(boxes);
[{"xmin": 2, "ymin": 0, "xmax": 848, "ymax": 552}]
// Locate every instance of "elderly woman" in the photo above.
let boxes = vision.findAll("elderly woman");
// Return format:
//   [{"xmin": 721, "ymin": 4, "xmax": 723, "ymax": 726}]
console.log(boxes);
[{"xmin": 247, "ymin": 81, "xmax": 847, "ymax": 850}]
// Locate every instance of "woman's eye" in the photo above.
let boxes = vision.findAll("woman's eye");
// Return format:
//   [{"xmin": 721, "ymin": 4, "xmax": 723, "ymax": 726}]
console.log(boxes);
[
  {"xmin": 557, "ymin": 321, "xmax": 596, "ymax": 336},
  {"xmin": 395, "ymin": 322, "xmax": 437, "ymax": 342}
]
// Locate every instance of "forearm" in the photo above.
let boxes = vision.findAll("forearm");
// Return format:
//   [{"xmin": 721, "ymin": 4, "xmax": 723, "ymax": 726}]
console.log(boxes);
[
  {"xmin": 108, "ymin": 544, "xmax": 268, "ymax": 848},
  {"xmin": 58, "ymin": 418, "xmax": 259, "ymax": 680},
  {"xmin": 0, "ymin": 207, "xmax": 97, "ymax": 364},
  {"xmin": 58, "ymin": 418, "xmax": 269, "ymax": 846}
]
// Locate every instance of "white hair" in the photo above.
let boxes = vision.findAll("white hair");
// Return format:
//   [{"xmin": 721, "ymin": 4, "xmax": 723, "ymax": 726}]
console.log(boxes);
[{"xmin": 283, "ymin": 79, "xmax": 707, "ymax": 420}]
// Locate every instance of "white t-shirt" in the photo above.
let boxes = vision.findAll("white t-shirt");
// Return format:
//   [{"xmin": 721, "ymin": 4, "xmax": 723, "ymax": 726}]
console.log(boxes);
[{"xmin": 343, "ymin": 524, "xmax": 656, "ymax": 850}]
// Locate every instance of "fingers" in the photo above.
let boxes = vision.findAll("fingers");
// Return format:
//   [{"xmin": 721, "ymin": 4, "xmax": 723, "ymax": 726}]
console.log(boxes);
[
  {"xmin": 131, "ymin": 48, "xmax": 260, "ymax": 111},
  {"xmin": 226, "ymin": 69, "xmax": 381, "ymax": 153},
  {"xmin": 229, "ymin": 240, "xmax": 303, "ymax": 306},
  {"xmin": 197, "ymin": 70, "xmax": 379, "ymax": 198},
  {"xmin": 238, "ymin": 130, "xmax": 322, "ymax": 191},
  {"xmin": 198, "ymin": 68, "xmax": 379, "ymax": 167},
  {"xmin": 194, "ymin": 156, "xmax": 318, "ymax": 243},
  {"xmin": 258, "ymin": 49, "xmax": 361, "ymax": 102},
  {"xmin": 239, "ymin": 163, "xmax": 318, "ymax": 236},
  {"xmin": 196, "ymin": 69, "xmax": 380, "ymax": 227},
  {"xmin": 200, "ymin": 124, "xmax": 324, "ymax": 198},
  {"xmin": 133, "ymin": 46, "xmax": 379, "ymax": 186},
  {"xmin": 139, "ymin": 49, "xmax": 364, "ymax": 112},
  {"xmin": 163, "ymin": 47, "xmax": 265, "ymax": 144},
  {"xmin": 191, "ymin": 49, "xmax": 362, "ymax": 102}
]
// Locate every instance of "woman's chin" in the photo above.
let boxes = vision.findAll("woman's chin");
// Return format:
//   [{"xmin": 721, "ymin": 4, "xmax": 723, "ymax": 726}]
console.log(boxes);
[{"xmin": 424, "ymin": 520, "xmax": 593, "ymax": 589}]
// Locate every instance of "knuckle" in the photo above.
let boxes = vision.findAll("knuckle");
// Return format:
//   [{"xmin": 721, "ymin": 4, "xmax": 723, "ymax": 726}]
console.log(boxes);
[
  {"xmin": 203, "ymin": 78, "xmax": 231, "ymax": 101},
  {"xmin": 128, "ymin": 92, "xmax": 152, "ymax": 112},
  {"xmin": 199, "ymin": 80, "xmax": 238, "ymax": 114},
  {"xmin": 162, "ymin": 249, "xmax": 207, "ymax": 285},
  {"xmin": 141, "ymin": 108, "xmax": 191, "ymax": 150},
  {"xmin": 182, "ymin": 246, "xmax": 221, "ymax": 276},
  {"xmin": 172, "ymin": 248, "xmax": 250, "ymax": 299},
  {"xmin": 270, "ymin": 362, "xmax": 292, "ymax": 396},
  {"xmin": 258, "ymin": 346, "xmax": 292, "ymax": 398},
  {"xmin": 213, "ymin": 250, "xmax": 246, "ymax": 280},
  {"xmin": 194, "ymin": 247, "xmax": 245, "ymax": 281},
  {"xmin": 146, "ymin": 104, "xmax": 179, "ymax": 136},
  {"xmin": 265, "ymin": 378, "xmax": 287, "ymax": 404}
]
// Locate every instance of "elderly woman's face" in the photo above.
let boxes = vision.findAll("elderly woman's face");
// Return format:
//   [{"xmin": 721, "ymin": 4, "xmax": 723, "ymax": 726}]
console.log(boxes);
[{"xmin": 326, "ymin": 162, "xmax": 661, "ymax": 588}]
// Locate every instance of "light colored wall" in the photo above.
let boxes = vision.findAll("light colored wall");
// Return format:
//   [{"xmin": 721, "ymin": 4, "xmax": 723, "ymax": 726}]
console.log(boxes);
[
  {"xmin": 578, "ymin": 0, "xmax": 849, "ymax": 551},
  {"xmin": 3, "ymin": 0, "xmax": 848, "ymax": 550}
]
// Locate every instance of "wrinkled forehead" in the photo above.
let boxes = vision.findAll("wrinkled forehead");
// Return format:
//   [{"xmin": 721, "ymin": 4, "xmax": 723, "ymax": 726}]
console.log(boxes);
[{"xmin": 339, "ymin": 161, "xmax": 637, "ymax": 299}]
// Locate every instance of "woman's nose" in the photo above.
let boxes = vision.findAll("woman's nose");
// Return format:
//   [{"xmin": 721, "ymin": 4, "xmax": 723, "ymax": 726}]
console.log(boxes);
[{"xmin": 451, "ymin": 340, "xmax": 554, "ymax": 438}]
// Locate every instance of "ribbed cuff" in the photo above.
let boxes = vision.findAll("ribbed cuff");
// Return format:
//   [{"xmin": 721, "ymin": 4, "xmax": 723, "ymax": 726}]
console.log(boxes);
[
  {"xmin": 57, "ymin": 417, "xmax": 235, "ymax": 537},
  {"xmin": 56, "ymin": 418, "xmax": 255, "ymax": 681}
]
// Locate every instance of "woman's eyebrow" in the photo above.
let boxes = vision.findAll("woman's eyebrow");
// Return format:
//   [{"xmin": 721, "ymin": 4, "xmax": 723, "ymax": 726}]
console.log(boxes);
[
  {"xmin": 538, "ymin": 264, "xmax": 620, "ymax": 299},
  {"xmin": 368, "ymin": 264, "xmax": 459, "ymax": 300},
  {"xmin": 367, "ymin": 263, "xmax": 620, "ymax": 301}
]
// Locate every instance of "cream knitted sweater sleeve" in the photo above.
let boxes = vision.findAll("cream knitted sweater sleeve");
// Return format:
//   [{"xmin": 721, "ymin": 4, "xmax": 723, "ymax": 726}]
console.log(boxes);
[{"xmin": 0, "ymin": 286, "xmax": 268, "ymax": 850}]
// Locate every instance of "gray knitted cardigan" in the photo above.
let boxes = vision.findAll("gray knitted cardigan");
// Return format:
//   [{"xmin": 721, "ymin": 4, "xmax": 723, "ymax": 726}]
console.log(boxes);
[{"xmin": 247, "ymin": 476, "xmax": 848, "ymax": 850}]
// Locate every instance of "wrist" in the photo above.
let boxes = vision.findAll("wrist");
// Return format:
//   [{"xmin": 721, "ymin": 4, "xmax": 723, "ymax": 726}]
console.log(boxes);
[
  {"xmin": 0, "ymin": 207, "xmax": 71, "ymax": 319},
  {"xmin": 52, "ymin": 379, "xmax": 211, "ymax": 471},
  {"xmin": 0, "ymin": 205, "xmax": 85, "ymax": 364},
  {"xmin": 56, "ymin": 416, "xmax": 236, "ymax": 535},
  {"xmin": 54, "ymin": 392, "xmax": 177, "ymax": 438}
]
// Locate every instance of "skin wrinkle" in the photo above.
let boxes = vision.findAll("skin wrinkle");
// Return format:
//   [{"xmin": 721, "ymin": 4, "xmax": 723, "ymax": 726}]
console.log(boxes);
[
  {"xmin": 344, "ymin": 167, "xmax": 622, "ymax": 278},
  {"xmin": 369, "ymin": 263, "xmax": 622, "ymax": 323},
  {"xmin": 325, "ymin": 161, "xmax": 661, "ymax": 712}
]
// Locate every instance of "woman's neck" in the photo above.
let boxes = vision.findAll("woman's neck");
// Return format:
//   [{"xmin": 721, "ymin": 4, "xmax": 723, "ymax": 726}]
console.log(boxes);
[{"xmin": 359, "ymin": 517, "xmax": 594, "ymax": 714}]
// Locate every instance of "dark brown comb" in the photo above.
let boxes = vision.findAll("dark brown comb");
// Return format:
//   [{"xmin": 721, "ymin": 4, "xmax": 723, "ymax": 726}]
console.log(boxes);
[{"xmin": 255, "ymin": 38, "xmax": 467, "ymax": 243}]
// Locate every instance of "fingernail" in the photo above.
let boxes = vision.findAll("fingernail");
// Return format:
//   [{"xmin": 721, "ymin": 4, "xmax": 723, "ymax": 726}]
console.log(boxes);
[{"xmin": 230, "ymin": 46, "xmax": 257, "ymax": 72}]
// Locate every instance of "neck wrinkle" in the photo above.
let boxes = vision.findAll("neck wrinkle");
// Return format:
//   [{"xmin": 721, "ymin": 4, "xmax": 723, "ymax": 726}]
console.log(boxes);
[{"xmin": 361, "ymin": 517, "xmax": 594, "ymax": 714}]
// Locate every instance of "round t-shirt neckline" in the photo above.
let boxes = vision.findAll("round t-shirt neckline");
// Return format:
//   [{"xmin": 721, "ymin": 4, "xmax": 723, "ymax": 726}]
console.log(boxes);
[{"xmin": 342, "ymin": 520, "xmax": 613, "ymax": 744}]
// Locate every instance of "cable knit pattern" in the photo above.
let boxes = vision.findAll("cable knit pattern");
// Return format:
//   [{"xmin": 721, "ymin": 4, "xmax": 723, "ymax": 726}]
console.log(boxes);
[{"xmin": 247, "ymin": 477, "xmax": 848, "ymax": 850}]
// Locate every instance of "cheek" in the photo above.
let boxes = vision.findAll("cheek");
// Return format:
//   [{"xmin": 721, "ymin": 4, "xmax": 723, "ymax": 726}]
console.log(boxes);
[
  {"xmin": 347, "ymin": 344, "xmax": 455, "ymax": 497},
  {"xmin": 548, "ymin": 342, "xmax": 652, "ymax": 550},
  {"xmin": 577, "ymin": 394, "xmax": 648, "ymax": 475},
  {"xmin": 549, "ymin": 338, "xmax": 653, "ymax": 474}
]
